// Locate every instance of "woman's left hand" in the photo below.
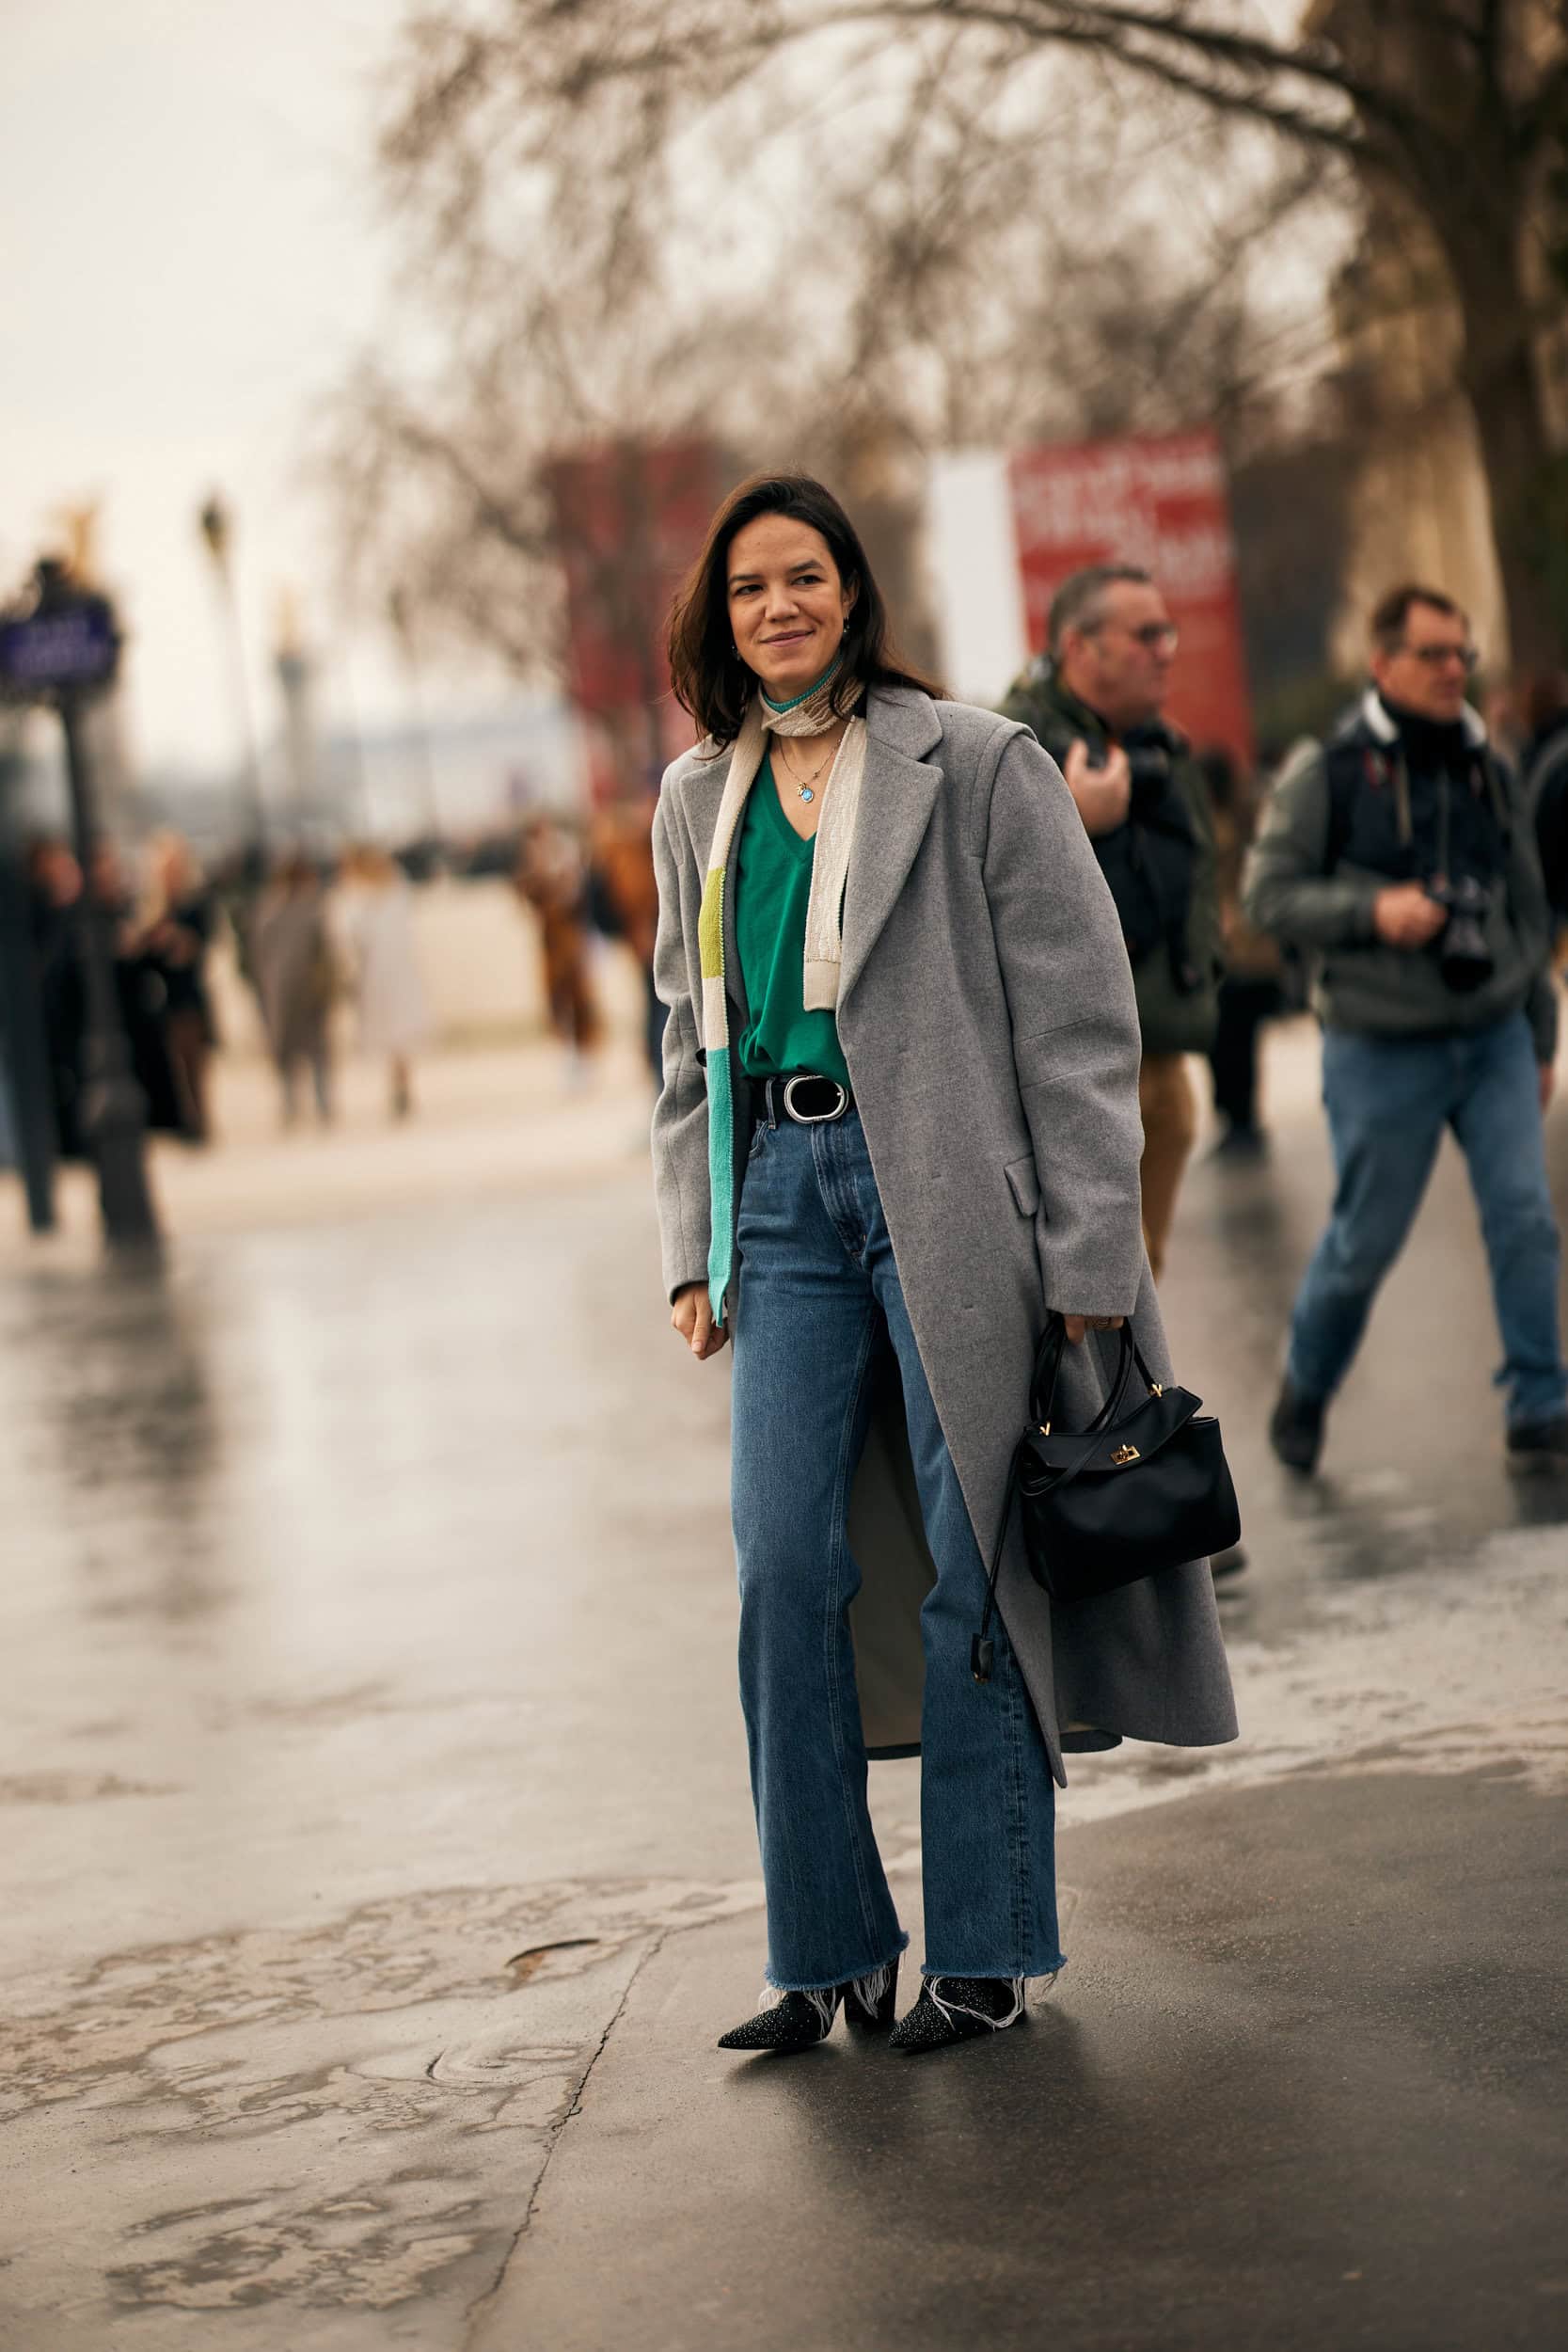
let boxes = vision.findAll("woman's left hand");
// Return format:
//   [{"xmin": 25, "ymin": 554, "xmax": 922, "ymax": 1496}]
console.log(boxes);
[{"xmin": 1061, "ymin": 1313, "xmax": 1125, "ymax": 1345}]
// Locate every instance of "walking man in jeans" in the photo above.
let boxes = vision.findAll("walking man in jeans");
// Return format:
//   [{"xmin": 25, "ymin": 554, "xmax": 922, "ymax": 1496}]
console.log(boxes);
[{"xmin": 1245, "ymin": 582, "xmax": 1566, "ymax": 1473}]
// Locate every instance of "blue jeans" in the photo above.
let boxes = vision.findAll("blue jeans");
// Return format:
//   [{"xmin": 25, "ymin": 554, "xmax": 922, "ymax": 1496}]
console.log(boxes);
[
  {"xmin": 730, "ymin": 1105, "xmax": 1064, "ymax": 1992},
  {"xmin": 1289, "ymin": 1012, "xmax": 1566, "ymax": 1427}
]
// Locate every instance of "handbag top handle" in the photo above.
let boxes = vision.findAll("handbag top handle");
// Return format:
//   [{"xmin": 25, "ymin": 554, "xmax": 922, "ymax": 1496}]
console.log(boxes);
[
  {"xmin": 974, "ymin": 1314, "xmax": 1163, "ymax": 1685},
  {"xmin": 1031, "ymin": 1316, "xmax": 1159, "ymax": 1436}
]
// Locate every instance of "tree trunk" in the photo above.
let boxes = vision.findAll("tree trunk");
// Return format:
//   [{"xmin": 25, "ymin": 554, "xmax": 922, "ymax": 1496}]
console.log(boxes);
[
  {"xmin": 1445, "ymin": 225, "xmax": 1564, "ymax": 674},
  {"xmin": 1459, "ymin": 332, "xmax": 1563, "ymax": 674}
]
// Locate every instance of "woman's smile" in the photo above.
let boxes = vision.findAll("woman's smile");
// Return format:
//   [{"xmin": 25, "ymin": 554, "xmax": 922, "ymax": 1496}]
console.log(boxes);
[{"xmin": 727, "ymin": 512, "xmax": 854, "ymax": 695}]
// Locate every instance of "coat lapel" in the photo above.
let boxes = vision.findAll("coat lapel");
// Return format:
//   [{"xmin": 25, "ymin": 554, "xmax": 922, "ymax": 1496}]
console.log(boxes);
[{"xmin": 839, "ymin": 691, "xmax": 943, "ymax": 1008}]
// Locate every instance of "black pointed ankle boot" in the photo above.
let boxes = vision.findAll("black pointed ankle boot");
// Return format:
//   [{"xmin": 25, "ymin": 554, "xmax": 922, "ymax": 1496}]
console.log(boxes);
[
  {"xmin": 887, "ymin": 1975, "xmax": 1026, "ymax": 2054},
  {"xmin": 842, "ymin": 1959, "xmax": 899, "ymax": 2032},
  {"xmin": 718, "ymin": 1960, "xmax": 900, "ymax": 2053}
]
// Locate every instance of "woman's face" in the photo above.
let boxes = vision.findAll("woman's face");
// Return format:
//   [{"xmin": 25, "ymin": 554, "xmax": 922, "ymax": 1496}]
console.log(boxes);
[{"xmin": 725, "ymin": 514, "xmax": 855, "ymax": 698}]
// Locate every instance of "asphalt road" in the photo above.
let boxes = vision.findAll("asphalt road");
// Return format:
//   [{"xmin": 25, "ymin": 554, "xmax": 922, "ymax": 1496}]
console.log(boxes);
[{"xmin": 1, "ymin": 1021, "xmax": 1564, "ymax": 2350}]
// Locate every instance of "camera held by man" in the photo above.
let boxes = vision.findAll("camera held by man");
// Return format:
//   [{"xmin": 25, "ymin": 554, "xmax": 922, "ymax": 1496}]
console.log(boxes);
[{"xmin": 1418, "ymin": 873, "xmax": 1494, "ymax": 992}]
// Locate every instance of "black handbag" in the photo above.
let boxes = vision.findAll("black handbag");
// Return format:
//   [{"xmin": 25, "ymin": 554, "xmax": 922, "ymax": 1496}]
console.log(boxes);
[{"xmin": 972, "ymin": 1315, "xmax": 1240, "ymax": 1681}]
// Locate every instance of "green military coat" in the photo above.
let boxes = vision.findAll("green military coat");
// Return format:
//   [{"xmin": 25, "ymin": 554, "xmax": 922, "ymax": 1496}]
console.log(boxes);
[{"xmin": 1002, "ymin": 665, "xmax": 1221, "ymax": 1057}]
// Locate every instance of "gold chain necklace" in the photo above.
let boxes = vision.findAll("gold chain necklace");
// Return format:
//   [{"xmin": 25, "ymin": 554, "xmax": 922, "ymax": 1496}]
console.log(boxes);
[{"xmin": 776, "ymin": 731, "xmax": 840, "ymax": 805}]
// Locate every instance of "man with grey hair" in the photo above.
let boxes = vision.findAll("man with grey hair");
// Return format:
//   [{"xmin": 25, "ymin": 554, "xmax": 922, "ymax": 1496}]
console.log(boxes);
[{"xmin": 1004, "ymin": 565, "xmax": 1220, "ymax": 1282}]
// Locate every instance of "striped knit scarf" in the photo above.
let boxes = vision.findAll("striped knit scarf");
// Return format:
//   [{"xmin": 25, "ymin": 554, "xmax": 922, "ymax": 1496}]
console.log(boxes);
[{"xmin": 700, "ymin": 670, "xmax": 867, "ymax": 1322}]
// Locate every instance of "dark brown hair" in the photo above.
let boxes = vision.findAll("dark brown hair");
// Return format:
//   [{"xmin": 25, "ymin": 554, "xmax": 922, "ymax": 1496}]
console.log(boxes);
[
  {"xmin": 666, "ymin": 470, "xmax": 942, "ymax": 747},
  {"xmin": 1370, "ymin": 582, "xmax": 1465, "ymax": 652}
]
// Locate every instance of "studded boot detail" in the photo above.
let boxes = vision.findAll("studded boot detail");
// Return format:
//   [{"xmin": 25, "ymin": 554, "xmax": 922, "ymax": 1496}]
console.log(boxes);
[
  {"xmin": 887, "ymin": 1974, "xmax": 1027, "ymax": 2054},
  {"xmin": 718, "ymin": 1960, "xmax": 900, "ymax": 2053}
]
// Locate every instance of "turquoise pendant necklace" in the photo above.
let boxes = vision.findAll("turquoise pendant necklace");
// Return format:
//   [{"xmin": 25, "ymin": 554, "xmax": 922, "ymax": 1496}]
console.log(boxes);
[{"xmin": 778, "ymin": 739, "xmax": 833, "ymax": 803}]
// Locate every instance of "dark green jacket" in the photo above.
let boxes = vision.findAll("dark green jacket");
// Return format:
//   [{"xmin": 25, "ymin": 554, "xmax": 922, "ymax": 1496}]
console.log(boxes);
[{"xmin": 1001, "ymin": 664, "xmax": 1221, "ymax": 1056}]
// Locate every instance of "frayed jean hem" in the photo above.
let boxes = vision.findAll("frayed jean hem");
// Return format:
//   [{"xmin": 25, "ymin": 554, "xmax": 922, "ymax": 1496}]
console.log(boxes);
[
  {"xmin": 765, "ymin": 1929, "xmax": 909, "ymax": 1994},
  {"xmin": 921, "ymin": 1948, "xmax": 1067, "ymax": 1982}
]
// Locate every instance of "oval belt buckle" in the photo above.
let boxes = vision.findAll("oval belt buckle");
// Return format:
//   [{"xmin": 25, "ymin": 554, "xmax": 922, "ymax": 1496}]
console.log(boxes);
[{"xmin": 783, "ymin": 1074, "xmax": 848, "ymax": 1125}]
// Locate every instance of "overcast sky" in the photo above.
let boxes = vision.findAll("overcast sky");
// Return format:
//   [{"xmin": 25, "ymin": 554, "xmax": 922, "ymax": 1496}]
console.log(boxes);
[
  {"xmin": 1, "ymin": 0, "xmax": 1340, "ymax": 784},
  {"xmin": 0, "ymin": 0, "xmax": 446, "ymax": 772}
]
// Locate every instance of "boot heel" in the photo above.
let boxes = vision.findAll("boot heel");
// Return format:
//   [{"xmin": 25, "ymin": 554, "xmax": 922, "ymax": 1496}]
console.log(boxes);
[{"xmin": 843, "ymin": 1959, "xmax": 899, "ymax": 2031}]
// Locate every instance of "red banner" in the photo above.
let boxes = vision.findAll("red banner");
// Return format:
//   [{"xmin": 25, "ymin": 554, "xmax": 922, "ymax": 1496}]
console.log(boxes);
[
  {"xmin": 547, "ymin": 439, "xmax": 721, "ymax": 789},
  {"xmin": 1007, "ymin": 430, "xmax": 1253, "ymax": 769}
]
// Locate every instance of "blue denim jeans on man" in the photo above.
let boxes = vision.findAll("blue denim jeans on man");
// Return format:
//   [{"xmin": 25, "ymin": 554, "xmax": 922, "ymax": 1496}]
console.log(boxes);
[
  {"xmin": 730, "ymin": 1106, "xmax": 1064, "ymax": 1992},
  {"xmin": 1288, "ymin": 1010, "xmax": 1566, "ymax": 1425}
]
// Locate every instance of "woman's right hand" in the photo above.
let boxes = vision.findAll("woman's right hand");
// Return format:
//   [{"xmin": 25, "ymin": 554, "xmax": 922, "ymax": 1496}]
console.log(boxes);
[
  {"xmin": 672, "ymin": 1282, "xmax": 729, "ymax": 1359},
  {"xmin": 1061, "ymin": 1313, "xmax": 1125, "ymax": 1345}
]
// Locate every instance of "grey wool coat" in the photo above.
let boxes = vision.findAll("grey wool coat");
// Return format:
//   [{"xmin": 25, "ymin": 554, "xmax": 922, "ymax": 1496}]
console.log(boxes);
[{"xmin": 651, "ymin": 685, "xmax": 1238, "ymax": 1786}]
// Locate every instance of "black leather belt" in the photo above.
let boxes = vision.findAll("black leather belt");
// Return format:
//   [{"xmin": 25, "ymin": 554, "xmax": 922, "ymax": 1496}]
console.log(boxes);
[{"xmin": 752, "ymin": 1073, "xmax": 853, "ymax": 1126}]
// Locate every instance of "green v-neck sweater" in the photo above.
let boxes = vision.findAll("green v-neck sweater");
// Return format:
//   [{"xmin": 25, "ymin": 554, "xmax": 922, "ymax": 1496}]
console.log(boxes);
[{"xmin": 735, "ymin": 760, "xmax": 850, "ymax": 1090}]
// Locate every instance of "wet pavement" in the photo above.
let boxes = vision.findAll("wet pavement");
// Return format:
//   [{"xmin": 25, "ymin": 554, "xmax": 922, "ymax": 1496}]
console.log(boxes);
[
  {"xmin": 1, "ymin": 1019, "xmax": 1565, "ymax": 2349},
  {"xmin": 486, "ymin": 1772, "xmax": 1567, "ymax": 2352}
]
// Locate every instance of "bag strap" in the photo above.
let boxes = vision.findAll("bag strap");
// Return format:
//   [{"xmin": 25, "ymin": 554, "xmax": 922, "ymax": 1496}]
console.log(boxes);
[{"xmin": 973, "ymin": 1446, "xmax": 1022, "ymax": 1685}]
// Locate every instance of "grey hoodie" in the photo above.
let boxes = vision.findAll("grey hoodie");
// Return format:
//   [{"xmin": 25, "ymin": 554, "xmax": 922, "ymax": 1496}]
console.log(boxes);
[{"xmin": 1243, "ymin": 692, "xmax": 1559, "ymax": 1062}]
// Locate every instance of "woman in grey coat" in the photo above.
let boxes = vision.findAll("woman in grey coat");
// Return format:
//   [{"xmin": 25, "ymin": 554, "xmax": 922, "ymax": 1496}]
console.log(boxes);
[{"xmin": 654, "ymin": 474, "xmax": 1236, "ymax": 2058}]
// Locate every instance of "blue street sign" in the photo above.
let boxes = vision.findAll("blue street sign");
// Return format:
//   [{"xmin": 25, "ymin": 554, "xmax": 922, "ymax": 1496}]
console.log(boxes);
[{"xmin": 0, "ymin": 599, "xmax": 119, "ymax": 695}]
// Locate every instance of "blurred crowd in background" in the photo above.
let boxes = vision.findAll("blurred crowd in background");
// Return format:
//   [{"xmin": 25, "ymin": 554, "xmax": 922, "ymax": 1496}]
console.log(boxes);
[
  {"xmin": 8, "ymin": 650, "xmax": 1564, "ymax": 1182},
  {"xmin": 1, "ymin": 792, "xmax": 667, "ymax": 1172}
]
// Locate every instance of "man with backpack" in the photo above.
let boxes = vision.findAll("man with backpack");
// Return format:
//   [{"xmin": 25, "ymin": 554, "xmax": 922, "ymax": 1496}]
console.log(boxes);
[{"xmin": 1244, "ymin": 583, "xmax": 1565, "ymax": 1474}]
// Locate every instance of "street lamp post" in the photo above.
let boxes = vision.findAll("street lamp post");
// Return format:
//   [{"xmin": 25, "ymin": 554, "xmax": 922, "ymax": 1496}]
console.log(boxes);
[
  {"xmin": 388, "ymin": 585, "xmax": 441, "ymax": 844},
  {"xmin": 198, "ymin": 492, "xmax": 266, "ymax": 849},
  {"xmin": 0, "ymin": 559, "xmax": 160, "ymax": 1250}
]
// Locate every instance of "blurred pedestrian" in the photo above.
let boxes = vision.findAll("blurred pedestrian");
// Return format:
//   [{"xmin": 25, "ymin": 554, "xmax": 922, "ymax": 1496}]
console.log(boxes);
[
  {"xmin": 1201, "ymin": 746, "xmax": 1286, "ymax": 1158},
  {"xmin": 0, "ymin": 1040, "xmax": 14, "ymax": 1168},
  {"xmin": 588, "ymin": 795, "xmax": 664, "ymax": 1083},
  {"xmin": 514, "ymin": 816, "xmax": 601, "ymax": 1084},
  {"xmin": 139, "ymin": 832, "xmax": 217, "ymax": 1144},
  {"xmin": 252, "ymin": 851, "xmax": 337, "ymax": 1128},
  {"xmin": 87, "ymin": 842, "xmax": 188, "ymax": 1140},
  {"xmin": 211, "ymin": 839, "xmax": 268, "ymax": 1010},
  {"xmin": 1003, "ymin": 567, "xmax": 1221, "ymax": 1279},
  {"xmin": 338, "ymin": 846, "xmax": 431, "ymax": 1120},
  {"xmin": 1522, "ymin": 670, "xmax": 1568, "ymax": 925},
  {"xmin": 1245, "ymin": 584, "xmax": 1564, "ymax": 1474},
  {"xmin": 26, "ymin": 838, "xmax": 85, "ymax": 1155},
  {"xmin": 654, "ymin": 472, "xmax": 1235, "ymax": 2058}
]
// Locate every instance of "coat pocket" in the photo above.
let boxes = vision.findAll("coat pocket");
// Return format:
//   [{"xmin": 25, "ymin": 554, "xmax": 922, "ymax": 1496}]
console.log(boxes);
[{"xmin": 1004, "ymin": 1152, "xmax": 1041, "ymax": 1217}]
